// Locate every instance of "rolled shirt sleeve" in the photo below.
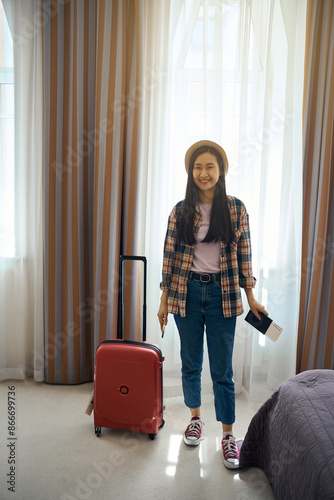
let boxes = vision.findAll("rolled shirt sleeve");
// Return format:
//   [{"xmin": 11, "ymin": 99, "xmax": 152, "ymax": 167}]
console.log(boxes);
[
  {"xmin": 160, "ymin": 207, "xmax": 177, "ymax": 292},
  {"xmin": 237, "ymin": 209, "xmax": 256, "ymax": 289}
]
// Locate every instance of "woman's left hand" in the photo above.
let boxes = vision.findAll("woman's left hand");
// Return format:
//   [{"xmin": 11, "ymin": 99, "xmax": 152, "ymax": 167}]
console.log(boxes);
[
  {"xmin": 244, "ymin": 288, "xmax": 268, "ymax": 320},
  {"xmin": 248, "ymin": 297, "xmax": 268, "ymax": 320}
]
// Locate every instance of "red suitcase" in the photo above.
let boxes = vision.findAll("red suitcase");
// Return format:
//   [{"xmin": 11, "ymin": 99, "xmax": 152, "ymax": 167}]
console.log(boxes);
[{"xmin": 94, "ymin": 255, "xmax": 165, "ymax": 440}]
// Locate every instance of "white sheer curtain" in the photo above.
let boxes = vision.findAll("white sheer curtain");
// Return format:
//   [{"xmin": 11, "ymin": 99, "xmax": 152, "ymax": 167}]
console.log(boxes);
[
  {"xmin": 0, "ymin": 0, "xmax": 43, "ymax": 381},
  {"xmin": 142, "ymin": 0, "xmax": 307, "ymax": 401}
]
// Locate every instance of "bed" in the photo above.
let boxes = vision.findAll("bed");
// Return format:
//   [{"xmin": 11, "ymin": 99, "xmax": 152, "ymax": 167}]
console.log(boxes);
[{"xmin": 239, "ymin": 369, "xmax": 334, "ymax": 500}]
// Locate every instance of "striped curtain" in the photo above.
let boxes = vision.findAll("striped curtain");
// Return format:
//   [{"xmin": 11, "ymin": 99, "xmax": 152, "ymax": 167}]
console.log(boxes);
[
  {"xmin": 43, "ymin": 0, "xmax": 142, "ymax": 384},
  {"xmin": 297, "ymin": 0, "xmax": 334, "ymax": 372}
]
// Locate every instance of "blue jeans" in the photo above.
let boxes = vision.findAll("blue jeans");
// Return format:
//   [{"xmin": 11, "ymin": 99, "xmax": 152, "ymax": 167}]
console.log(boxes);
[{"xmin": 174, "ymin": 279, "xmax": 237, "ymax": 425}]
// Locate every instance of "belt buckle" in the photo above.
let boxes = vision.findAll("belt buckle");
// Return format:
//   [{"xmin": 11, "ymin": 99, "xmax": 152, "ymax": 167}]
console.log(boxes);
[{"xmin": 200, "ymin": 274, "xmax": 210, "ymax": 283}]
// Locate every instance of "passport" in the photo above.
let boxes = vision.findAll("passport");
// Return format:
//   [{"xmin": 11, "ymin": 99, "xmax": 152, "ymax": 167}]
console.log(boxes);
[{"xmin": 245, "ymin": 310, "xmax": 283, "ymax": 342}]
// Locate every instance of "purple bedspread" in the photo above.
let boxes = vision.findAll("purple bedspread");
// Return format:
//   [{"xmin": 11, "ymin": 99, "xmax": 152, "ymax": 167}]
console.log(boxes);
[{"xmin": 239, "ymin": 369, "xmax": 334, "ymax": 500}]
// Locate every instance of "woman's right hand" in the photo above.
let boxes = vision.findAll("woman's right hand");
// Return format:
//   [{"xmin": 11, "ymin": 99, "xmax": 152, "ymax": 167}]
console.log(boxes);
[{"xmin": 157, "ymin": 292, "xmax": 168, "ymax": 331}]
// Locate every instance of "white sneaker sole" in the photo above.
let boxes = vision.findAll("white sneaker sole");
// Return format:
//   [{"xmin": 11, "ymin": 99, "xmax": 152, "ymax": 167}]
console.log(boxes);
[
  {"xmin": 223, "ymin": 458, "xmax": 240, "ymax": 469},
  {"xmin": 183, "ymin": 434, "xmax": 203, "ymax": 446}
]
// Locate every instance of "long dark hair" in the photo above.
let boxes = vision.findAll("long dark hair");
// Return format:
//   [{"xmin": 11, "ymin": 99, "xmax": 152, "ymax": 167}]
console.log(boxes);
[{"xmin": 176, "ymin": 146, "xmax": 233, "ymax": 245}]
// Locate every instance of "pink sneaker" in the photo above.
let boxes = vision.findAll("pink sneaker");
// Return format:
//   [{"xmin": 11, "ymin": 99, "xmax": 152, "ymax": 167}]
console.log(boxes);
[
  {"xmin": 183, "ymin": 416, "xmax": 204, "ymax": 446},
  {"xmin": 222, "ymin": 434, "xmax": 240, "ymax": 469}
]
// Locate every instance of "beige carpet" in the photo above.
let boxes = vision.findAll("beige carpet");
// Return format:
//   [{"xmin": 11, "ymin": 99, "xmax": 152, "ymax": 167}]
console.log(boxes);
[{"xmin": 0, "ymin": 379, "xmax": 274, "ymax": 500}]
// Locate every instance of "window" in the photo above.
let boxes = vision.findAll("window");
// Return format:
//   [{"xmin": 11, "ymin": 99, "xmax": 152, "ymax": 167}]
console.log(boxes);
[
  {"xmin": 168, "ymin": 0, "xmax": 295, "ymax": 352},
  {"xmin": 0, "ymin": 1, "xmax": 14, "ymax": 258}
]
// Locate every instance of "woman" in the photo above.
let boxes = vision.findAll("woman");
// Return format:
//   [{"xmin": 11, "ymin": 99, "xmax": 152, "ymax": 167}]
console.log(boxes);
[{"xmin": 157, "ymin": 140, "xmax": 267, "ymax": 469}]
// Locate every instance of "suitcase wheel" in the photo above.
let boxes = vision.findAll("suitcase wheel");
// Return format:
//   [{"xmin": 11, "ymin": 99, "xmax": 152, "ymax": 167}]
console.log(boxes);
[
  {"xmin": 148, "ymin": 418, "xmax": 165, "ymax": 439},
  {"xmin": 95, "ymin": 426, "xmax": 101, "ymax": 437}
]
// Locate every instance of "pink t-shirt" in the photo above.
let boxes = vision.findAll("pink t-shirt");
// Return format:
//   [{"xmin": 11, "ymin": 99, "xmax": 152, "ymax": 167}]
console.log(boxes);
[{"xmin": 191, "ymin": 203, "xmax": 221, "ymax": 274}]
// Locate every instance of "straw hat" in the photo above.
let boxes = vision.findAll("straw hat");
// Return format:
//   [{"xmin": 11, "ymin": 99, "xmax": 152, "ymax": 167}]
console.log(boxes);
[{"xmin": 184, "ymin": 140, "xmax": 229, "ymax": 174}]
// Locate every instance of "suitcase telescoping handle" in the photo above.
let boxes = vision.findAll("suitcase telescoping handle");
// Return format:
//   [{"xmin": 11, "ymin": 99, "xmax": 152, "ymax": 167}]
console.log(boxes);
[{"xmin": 119, "ymin": 255, "xmax": 147, "ymax": 341}]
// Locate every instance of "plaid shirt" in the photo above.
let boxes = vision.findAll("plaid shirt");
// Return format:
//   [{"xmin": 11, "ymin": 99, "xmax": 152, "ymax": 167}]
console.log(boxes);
[{"xmin": 160, "ymin": 196, "xmax": 256, "ymax": 318}]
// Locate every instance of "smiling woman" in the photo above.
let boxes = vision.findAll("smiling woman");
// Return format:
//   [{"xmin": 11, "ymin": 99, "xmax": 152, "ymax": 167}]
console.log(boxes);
[
  {"xmin": 192, "ymin": 152, "xmax": 221, "ymax": 203},
  {"xmin": 176, "ymin": 142, "xmax": 233, "ymax": 247},
  {"xmin": 157, "ymin": 138, "xmax": 267, "ymax": 468}
]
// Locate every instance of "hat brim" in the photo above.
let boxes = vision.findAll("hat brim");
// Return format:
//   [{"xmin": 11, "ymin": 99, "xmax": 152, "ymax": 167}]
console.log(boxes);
[{"xmin": 185, "ymin": 140, "xmax": 228, "ymax": 174}]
